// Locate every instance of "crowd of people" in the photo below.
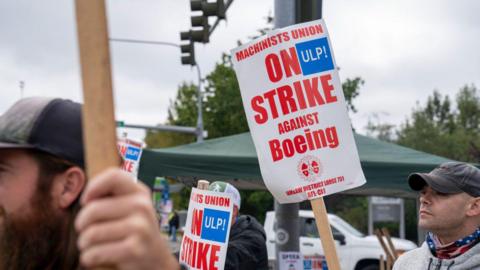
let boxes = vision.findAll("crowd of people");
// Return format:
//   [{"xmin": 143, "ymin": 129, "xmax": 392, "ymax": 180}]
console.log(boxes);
[{"xmin": 1, "ymin": 97, "xmax": 479, "ymax": 269}]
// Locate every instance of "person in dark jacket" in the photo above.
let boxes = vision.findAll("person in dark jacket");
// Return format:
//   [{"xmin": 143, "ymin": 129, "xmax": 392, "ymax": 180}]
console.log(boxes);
[
  {"xmin": 209, "ymin": 181, "xmax": 268, "ymax": 270},
  {"xmin": 169, "ymin": 211, "xmax": 180, "ymax": 242}
]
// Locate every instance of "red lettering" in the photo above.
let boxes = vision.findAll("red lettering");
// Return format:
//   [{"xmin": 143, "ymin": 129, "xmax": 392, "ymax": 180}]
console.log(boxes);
[
  {"xmin": 293, "ymin": 135, "xmax": 307, "ymax": 153},
  {"xmin": 282, "ymin": 139, "xmax": 295, "ymax": 158},
  {"xmin": 269, "ymin": 139, "xmax": 283, "ymax": 162},
  {"xmin": 235, "ymin": 51, "xmax": 245, "ymax": 61},
  {"xmin": 263, "ymin": 90, "xmax": 279, "ymax": 119},
  {"xmin": 191, "ymin": 209, "xmax": 203, "ymax": 236},
  {"xmin": 293, "ymin": 81, "xmax": 307, "ymax": 109},
  {"xmin": 268, "ymin": 126, "xmax": 339, "ymax": 162},
  {"xmin": 277, "ymin": 85, "xmax": 297, "ymax": 115},
  {"xmin": 251, "ymin": 96, "xmax": 268, "ymax": 124},
  {"xmin": 265, "ymin": 54, "xmax": 283, "ymax": 82},
  {"xmin": 196, "ymin": 242, "xmax": 209, "ymax": 269},
  {"xmin": 320, "ymin": 74, "xmax": 337, "ymax": 103},
  {"xmin": 304, "ymin": 77, "xmax": 325, "ymax": 107},
  {"xmin": 280, "ymin": 47, "xmax": 301, "ymax": 78},
  {"xmin": 209, "ymin": 244, "xmax": 220, "ymax": 270}
]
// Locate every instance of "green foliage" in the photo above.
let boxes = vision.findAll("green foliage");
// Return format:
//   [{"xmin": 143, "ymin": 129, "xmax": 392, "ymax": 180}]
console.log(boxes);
[
  {"xmin": 342, "ymin": 77, "xmax": 364, "ymax": 114},
  {"xmin": 396, "ymin": 85, "xmax": 480, "ymax": 162},
  {"xmin": 171, "ymin": 186, "xmax": 192, "ymax": 210},
  {"xmin": 144, "ymin": 82, "xmax": 197, "ymax": 148},
  {"xmin": 365, "ymin": 113, "xmax": 395, "ymax": 142},
  {"xmin": 203, "ymin": 54, "xmax": 249, "ymax": 139},
  {"xmin": 145, "ymin": 55, "xmax": 365, "ymax": 219},
  {"xmin": 239, "ymin": 190, "xmax": 274, "ymax": 223},
  {"xmin": 323, "ymin": 195, "xmax": 368, "ymax": 233}
]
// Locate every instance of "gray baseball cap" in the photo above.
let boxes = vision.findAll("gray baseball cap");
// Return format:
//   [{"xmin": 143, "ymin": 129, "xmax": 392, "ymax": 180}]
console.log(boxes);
[
  {"xmin": 408, "ymin": 162, "xmax": 480, "ymax": 197},
  {"xmin": 0, "ymin": 97, "xmax": 85, "ymax": 168}
]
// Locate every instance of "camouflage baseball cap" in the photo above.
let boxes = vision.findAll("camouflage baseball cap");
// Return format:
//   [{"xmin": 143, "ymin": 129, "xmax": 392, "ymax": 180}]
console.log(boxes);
[
  {"xmin": 0, "ymin": 97, "xmax": 85, "ymax": 168},
  {"xmin": 208, "ymin": 181, "xmax": 241, "ymax": 210}
]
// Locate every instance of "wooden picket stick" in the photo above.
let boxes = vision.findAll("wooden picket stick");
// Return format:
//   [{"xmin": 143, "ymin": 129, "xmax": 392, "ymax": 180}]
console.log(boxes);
[
  {"xmin": 379, "ymin": 255, "xmax": 385, "ymax": 270},
  {"xmin": 75, "ymin": 0, "xmax": 119, "ymax": 269},
  {"xmin": 197, "ymin": 179, "xmax": 210, "ymax": 190},
  {"xmin": 382, "ymin": 228, "xmax": 398, "ymax": 260},
  {"xmin": 386, "ymin": 254, "xmax": 392, "ymax": 270},
  {"xmin": 310, "ymin": 197, "xmax": 341, "ymax": 270},
  {"xmin": 375, "ymin": 229, "xmax": 395, "ymax": 263}
]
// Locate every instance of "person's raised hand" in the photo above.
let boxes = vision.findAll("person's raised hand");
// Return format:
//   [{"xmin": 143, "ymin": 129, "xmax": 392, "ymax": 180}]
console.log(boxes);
[{"xmin": 75, "ymin": 168, "xmax": 179, "ymax": 270}]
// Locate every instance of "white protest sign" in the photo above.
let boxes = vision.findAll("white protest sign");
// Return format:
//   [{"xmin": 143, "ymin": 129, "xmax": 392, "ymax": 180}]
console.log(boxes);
[
  {"xmin": 279, "ymin": 252, "xmax": 304, "ymax": 270},
  {"xmin": 231, "ymin": 19, "xmax": 366, "ymax": 203},
  {"xmin": 117, "ymin": 137, "xmax": 144, "ymax": 178},
  {"xmin": 179, "ymin": 188, "xmax": 234, "ymax": 270}
]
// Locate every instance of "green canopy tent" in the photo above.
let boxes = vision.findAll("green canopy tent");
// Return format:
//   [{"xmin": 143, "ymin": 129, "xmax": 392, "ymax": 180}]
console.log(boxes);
[{"xmin": 138, "ymin": 132, "xmax": 452, "ymax": 198}]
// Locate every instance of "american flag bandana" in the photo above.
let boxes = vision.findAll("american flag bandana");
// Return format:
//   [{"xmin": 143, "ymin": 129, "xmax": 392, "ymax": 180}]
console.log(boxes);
[{"xmin": 426, "ymin": 228, "xmax": 480, "ymax": 259}]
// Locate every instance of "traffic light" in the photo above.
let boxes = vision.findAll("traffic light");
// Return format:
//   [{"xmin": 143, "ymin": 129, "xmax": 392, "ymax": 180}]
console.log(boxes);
[
  {"xmin": 190, "ymin": 0, "xmax": 225, "ymax": 19},
  {"xmin": 180, "ymin": 28, "xmax": 209, "ymax": 44},
  {"xmin": 180, "ymin": 0, "xmax": 227, "ymax": 65},
  {"xmin": 180, "ymin": 40, "xmax": 195, "ymax": 66}
]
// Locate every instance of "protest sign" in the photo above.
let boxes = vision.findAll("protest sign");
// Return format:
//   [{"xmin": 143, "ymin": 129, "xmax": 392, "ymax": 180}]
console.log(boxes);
[
  {"xmin": 117, "ymin": 137, "xmax": 144, "ymax": 178},
  {"xmin": 179, "ymin": 188, "xmax": 234, "ymax": 270},
  {"xmin": 231, "ymin": 19, "xmax": 366, "ymax": 203},
  {"xmin": 232, "ymin": 19, "xmax": 366, "ymax": 270}
]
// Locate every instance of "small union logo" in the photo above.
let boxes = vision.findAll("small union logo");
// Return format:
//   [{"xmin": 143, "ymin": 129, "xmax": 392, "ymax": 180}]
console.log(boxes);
[{"xmin": 297, "ymin": 155, "xmax": 323, "ymax": 182}]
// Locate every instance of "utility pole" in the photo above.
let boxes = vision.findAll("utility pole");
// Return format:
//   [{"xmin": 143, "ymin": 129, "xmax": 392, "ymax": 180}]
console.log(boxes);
[
  {"xmin": 274, "ymin": 1, "xmax": 322, "ymax": 269},
  {"xmin": 273, "ymin": 2, "xmax": 299, "ymax": 269}
]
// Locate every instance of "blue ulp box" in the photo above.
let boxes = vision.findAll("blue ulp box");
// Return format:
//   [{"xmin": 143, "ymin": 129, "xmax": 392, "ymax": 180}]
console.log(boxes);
[
  {"xmin": 125, "ymin": 146, "xmax": 141, "ymax": 160},
  {"xmin": 201, "ymin": 208, "xmax": 230, "ymax": 243},
  {"xmin": 295, "ymin": 37, "xmax": 334, "ymax": 76}
]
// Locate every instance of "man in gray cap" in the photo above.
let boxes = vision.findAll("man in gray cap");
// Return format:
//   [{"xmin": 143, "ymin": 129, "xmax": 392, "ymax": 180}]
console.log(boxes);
[
  {"xmin": 0, "ymin": 97, "xmax": 179, "ymax": 269},
  {"xmin": 394, "ymin": 162, "xmax": 480, "ymax": 270}
]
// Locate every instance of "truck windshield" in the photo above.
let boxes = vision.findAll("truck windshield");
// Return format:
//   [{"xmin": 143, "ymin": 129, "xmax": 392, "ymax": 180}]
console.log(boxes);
[{"xmin": 330, "ymin": 216, "xmax": 365, "ymax": 237}]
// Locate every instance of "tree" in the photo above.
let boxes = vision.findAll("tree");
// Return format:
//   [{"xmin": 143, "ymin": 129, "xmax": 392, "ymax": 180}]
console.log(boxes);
[
  {"xmin": 144, "ymin": 53, "xmax": 366, "ymax": 220},
  {"xmin": 365, "ymin": 113, "xmax": 395, "ymax": 142},
  {"xmin": 342, "ymin": 77, "xmax": 364, "ymax": 114},
  {"xmin": 396, "ymin": 85, "xmax": 480, "ymax": 162},
  {"xmin": 144, "ymin": 82, "xmax": 198, "ymax": 148},
  {"xmin": 203, "ymin": 54, "xmax": 249, "ymax": 139}
]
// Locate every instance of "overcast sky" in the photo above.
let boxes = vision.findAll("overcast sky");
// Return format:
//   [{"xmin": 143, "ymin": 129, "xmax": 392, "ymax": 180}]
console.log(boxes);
[{"xmin": 1, "ymin": 0, "xmax": 479, "ymax": 141}]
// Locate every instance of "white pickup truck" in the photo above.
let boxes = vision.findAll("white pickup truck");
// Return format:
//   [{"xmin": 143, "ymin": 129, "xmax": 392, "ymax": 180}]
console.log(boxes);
[{"xmin": 264, "ymin": 210, "xmax": 417, "ymax": 270}]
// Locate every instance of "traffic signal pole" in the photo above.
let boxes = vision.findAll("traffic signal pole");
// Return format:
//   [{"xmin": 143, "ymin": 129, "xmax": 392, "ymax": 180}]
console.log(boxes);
[{"xmin": 109, "ymin": 38, "xmax": 206, "ymax": 142}]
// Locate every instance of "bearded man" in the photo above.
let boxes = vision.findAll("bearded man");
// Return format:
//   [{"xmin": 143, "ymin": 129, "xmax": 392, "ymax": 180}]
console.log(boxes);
[{"xmin": 0, "ymin": 97, "xmax": 179, "ymax": 270}]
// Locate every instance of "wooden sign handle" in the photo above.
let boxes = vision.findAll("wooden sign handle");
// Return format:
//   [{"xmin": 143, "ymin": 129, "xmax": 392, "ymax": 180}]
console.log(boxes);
[
  {"xmin": 310, "ymin": 197, "xmax": 341, "ymax": 270},
  {"xmin": 197, "ymin": 179, "xmax": 210, "ymax": 190},
  {"xmin": 75, "ymin": 0, "xmax": 120, "ymax": 269}
]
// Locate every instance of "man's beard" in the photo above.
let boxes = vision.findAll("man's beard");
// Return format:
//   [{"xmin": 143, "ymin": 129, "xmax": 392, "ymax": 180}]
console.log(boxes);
[{"xmin": 0, "ymin": 188, "xmax": 79, "ymax": 269}]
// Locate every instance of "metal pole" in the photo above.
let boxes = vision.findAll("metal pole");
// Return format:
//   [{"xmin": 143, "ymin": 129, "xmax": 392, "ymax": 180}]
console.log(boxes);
[
  {"xmin": 110, "ymin": 38, "xmax": 205, "ymax": 142},
  {"xmin": 368, "ymin": 196, "xmax": 373, "ymax": 235},
  {"xmin": 274, "ymin": 1, "xmax": 298, "ymax": 269},
  {"xmin": 195, "ymin": 63, "xmax": 204, "ymax": 142},
  {"xmin": 399, "ymin": 198, "xmax": 405, "ymax": 239},
  {"xmin": 120, "ymin": 123, "xmax": 197, "ymax": 134}
]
